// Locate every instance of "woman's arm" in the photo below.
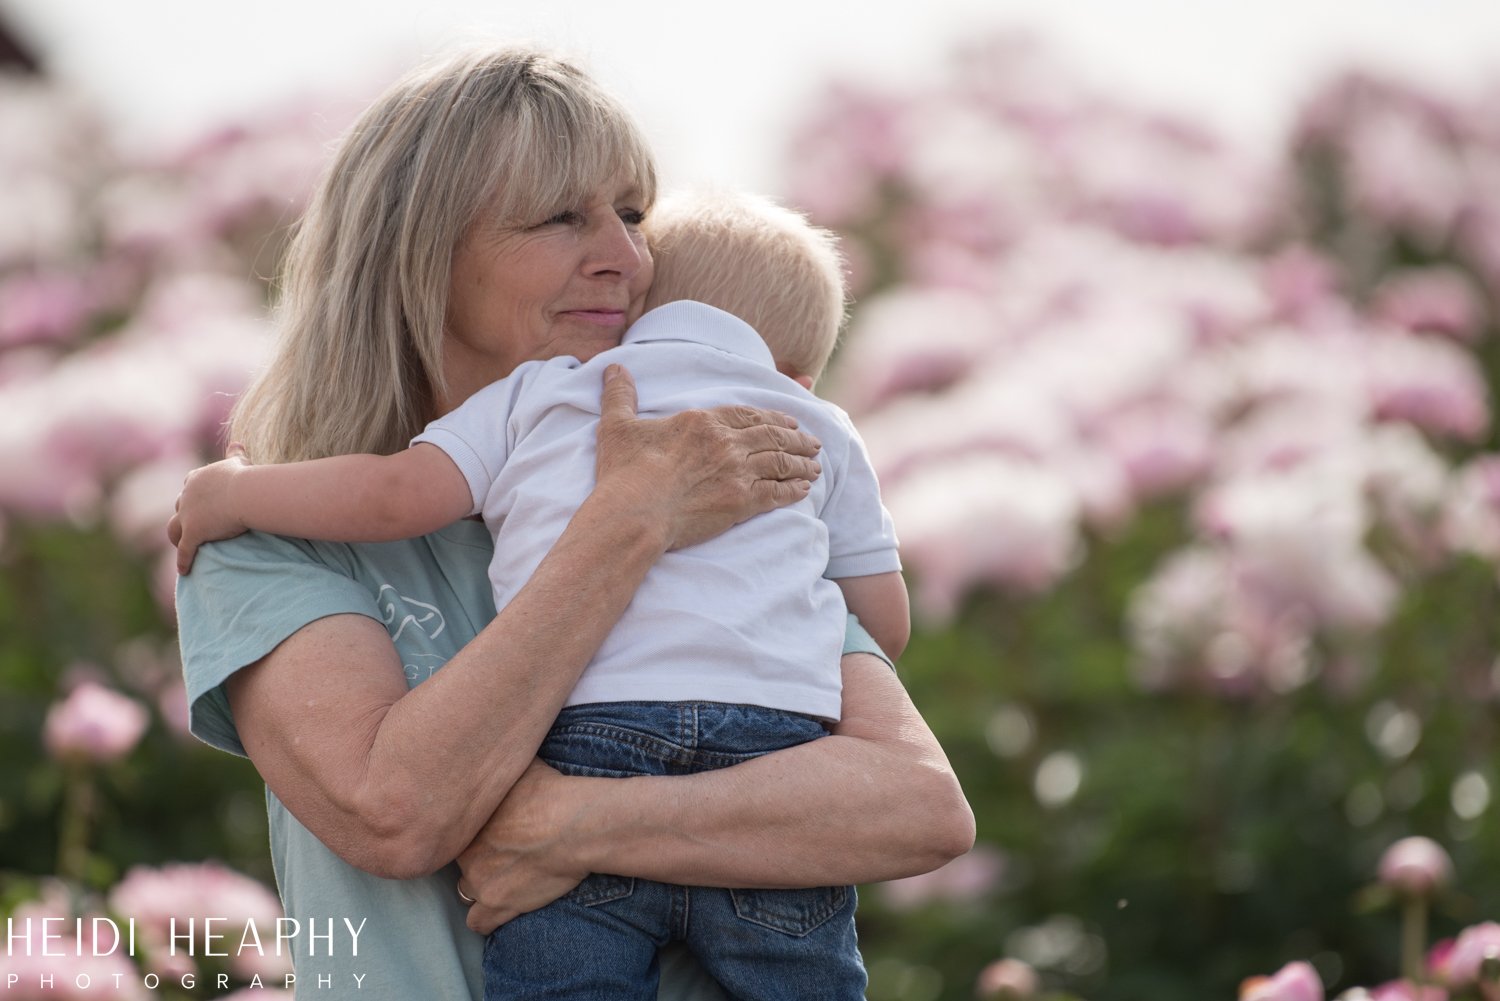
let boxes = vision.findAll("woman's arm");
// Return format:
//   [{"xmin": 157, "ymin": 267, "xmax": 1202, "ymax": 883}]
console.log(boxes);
[
  {"xmin": 223, "ymin": 366, "xmax": 822, "ymax": 879},
  {"xmin": 455, "ymin": 652, "xmax": 975, "ymax": 932}
]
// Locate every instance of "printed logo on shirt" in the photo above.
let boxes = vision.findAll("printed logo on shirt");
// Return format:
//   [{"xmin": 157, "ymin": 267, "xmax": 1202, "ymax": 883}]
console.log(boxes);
[
  {"xmin": 402, "ymin": 653, "xmax": 446, "ymax": 685},
  {"xmin": 374, "ymin": 585, "xmax": 446, "ymax": 642}
]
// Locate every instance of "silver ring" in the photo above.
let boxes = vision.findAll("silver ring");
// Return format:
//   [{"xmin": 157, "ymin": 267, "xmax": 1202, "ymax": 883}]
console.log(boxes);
[{"xmin": 457, "ymin": 884, "xmax": 476, "ymax": 906}]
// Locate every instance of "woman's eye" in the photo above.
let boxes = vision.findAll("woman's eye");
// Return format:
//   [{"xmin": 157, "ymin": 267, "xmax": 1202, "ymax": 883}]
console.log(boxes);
[
  {"xmin": 542, "ymin": 210, "xmax": 583, "ymax": 227},
  {"xmin": 619, "ymin": 208, "xmax": 646, "ymax": 226}
]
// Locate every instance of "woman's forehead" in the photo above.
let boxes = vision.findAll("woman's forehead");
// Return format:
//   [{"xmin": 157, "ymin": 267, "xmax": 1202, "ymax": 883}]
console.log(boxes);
[{"xmin": 490, "ymin": 162, "xmax": 653, "ymax": 221}]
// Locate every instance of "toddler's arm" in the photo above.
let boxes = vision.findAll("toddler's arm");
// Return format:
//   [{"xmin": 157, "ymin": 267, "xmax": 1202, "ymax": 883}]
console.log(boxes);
[
  {"xmin": 169, "ymin": 444, "xmax": 472, "ymax": 574},
  {"xmin": 835, "ymin": 572, "xmax": 911, "ymax": 661}
]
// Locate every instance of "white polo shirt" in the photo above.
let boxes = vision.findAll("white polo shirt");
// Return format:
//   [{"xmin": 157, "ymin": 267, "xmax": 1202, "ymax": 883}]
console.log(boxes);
[{"xmin": 413, "ymin": 300, "xmax": 899, "ymax": 720}]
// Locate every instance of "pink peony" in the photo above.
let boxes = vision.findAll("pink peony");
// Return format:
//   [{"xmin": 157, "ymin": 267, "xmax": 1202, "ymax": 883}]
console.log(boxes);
[
  {"xmin": 1127, "ymin": 543, "xmax": 1322, "ymax": 697},
  {"xmin": 106, "ymin": 453, "xmax": 198, "ymax": 551},
  {"xmin": 1344, "ymin": 105, "xmax": 1466, "ymax": 244},
  {"xmin": 885, "ymin": 453, "xmax": 1081, "ymax": 620},
  {"xmin": 1240, "ymin": 961, "xmax": 1324, "ymax": 1001},
  {"xmin": 109, "ymin": 862, "xmax": 291, "ymax": 981},
  {"xmin": 1427, "ymin": 938, "xmax": 1456, "ymax": 982},
  {"xmin": 0, "ymin": 946, "xmax": 150, "ymax": 1000},
  {"xmin": 1363, "ymin": 331, "xmax": 1489, "ymax": 441},
  {"xmin": 0, "ymin": 886, "xmax": 152, "ymax": 1000},
  {"xmin": 1262, "ymin": 246, "xmax": 1343, "ymax": 324},
  {"xmin": 0, "ymin": 270, "xmax": 95, "ymax": 347},
  {"xmin": 1196, "ymin": 470, "xmax": 1399, "ymax": 634},
  {"xmin": 975, "ymin": 957, "xmax": 1040, "ymax": 999},
  {"xmin": 1377, "ymin": 836, "xmax": 1453, "ymax": 897},
  {"xmin": 108, "ymin": 861, "xmax": 284, "ymax": 935},
  {"xmin": 828, "ymin": 288, "xmax": 1004, "ymax": 415},
  {"xmin": 43, "ymin": 681, "xmax": 150, "ymax": 763},
  {"xmin": 1445, "ymin": 922, "xmax": 1500, "ymax": 987},
  {"xmin": 1092, "ymin": 401, "xmax": 1214, "ymax": 499},
  {"xmin": 1442, "ymin": 456, "xmax": 1500, "ymax": 560},
  {"xmin": 1372, "ymin": 268, "xmax": 1485, "ymax": 341}
]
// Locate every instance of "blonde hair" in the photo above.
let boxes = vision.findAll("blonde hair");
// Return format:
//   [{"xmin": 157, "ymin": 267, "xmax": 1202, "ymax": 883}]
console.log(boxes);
[
  {"xmin": 642, "ymin": 189, "xmax": 847, "ymax": 383},
  {"xmin": 231, "ymin": 44, "xmax": 657, "ymax": 462}
]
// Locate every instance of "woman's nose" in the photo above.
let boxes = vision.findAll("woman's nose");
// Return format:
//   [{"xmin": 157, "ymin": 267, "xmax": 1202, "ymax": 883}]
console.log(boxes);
[{"xmin": 584, "ymin": 214, "xmax": 645, "ymax": 279}]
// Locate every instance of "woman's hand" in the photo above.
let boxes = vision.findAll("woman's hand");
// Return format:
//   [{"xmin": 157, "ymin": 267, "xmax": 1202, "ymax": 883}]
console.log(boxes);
[
  {"xmin": 595, "ymin": 364, "xmax": 823, "ymax": 550},
  {"xmin": 455, "ymin": 760, "xmax": 591, "ymax": 933}
]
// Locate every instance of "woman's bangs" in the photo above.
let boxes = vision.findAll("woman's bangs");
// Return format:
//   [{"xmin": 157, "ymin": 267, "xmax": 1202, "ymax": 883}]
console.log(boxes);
[{"xmin": 486, "ymin": 96, "xmax": 656, "ymax": 227}]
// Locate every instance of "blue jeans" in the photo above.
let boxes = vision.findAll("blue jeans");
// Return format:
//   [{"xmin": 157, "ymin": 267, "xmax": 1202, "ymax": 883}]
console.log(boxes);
[{"xmin": 482, "ymin": 702, "xmax": 867, "ymax": 1001}]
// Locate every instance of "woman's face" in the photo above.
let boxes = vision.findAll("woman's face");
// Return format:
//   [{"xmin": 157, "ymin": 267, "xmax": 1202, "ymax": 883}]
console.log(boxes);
[{"xmin": 442, "ymin": 173, "xmax": 654, "ymax": 408}]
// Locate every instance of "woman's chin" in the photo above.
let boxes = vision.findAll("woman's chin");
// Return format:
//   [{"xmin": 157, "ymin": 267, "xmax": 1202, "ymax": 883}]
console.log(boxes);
[{"xmin": 552, "ymin": 332, "xmax": 627, "ymax": 363}]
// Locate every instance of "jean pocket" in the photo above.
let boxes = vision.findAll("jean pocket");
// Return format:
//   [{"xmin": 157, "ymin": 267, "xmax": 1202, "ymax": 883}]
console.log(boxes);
[
  {"xmin": 729, "ymin": 885, "xmax": 850, "ymax": 937},
  {"xmin": 563, "ymin": 872, "xmax": 635, "ymax": 908}
]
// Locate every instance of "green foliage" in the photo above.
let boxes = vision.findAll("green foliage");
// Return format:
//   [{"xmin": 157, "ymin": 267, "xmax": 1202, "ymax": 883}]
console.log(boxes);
[
  {"xmin": 854, "ymin": 503, "xmax": 1498, "ymax": 1000},
  {"xmin": 0, "ymin": 522, "xmax": 270, "ymax": 888}
]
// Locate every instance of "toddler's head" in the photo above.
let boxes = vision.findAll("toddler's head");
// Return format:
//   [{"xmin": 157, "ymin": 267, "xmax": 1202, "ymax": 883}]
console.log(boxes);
[{"xmin": 643, "ymin": 189, "xmax": 847, "ymax": 386}]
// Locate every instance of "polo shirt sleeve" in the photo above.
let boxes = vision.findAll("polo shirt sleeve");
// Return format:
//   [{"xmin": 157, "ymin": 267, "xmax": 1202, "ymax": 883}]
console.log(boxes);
[
  {"xmin": 175, "ymin": 531, "xmax": 380, "ymax": 757},
  {"xmin": 820, "ymin": 410, "xmax": 902, "ymax": 580},
  {"xmin": 411, "ymin": 362, "xmax": 543, "ymax": 514}
]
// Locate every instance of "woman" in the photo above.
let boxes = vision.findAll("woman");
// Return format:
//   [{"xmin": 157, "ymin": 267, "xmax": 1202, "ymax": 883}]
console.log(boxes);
[{"xmin": 174, "ymin": 44, "xmax": 973, "ymax": 999}]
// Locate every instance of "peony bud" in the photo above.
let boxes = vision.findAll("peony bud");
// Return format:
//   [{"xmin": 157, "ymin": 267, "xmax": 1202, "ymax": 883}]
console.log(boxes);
[
  {"xmin": 1241, "ymin": 961, "xmax": 1324, "ymax": 1001},
  {"xmin": 1445, "ymin": 922, "xmax": 1500, "ymax": 987},
  {"xmin": 976, "ymin": 958, "xmax": 1039, "ymax": 1000},
  {"xmin": 43, "ymin": 681, "xmax": 150, "ymax": 763},
  {"xmin": 1368, "ymin": 979, "xmax": 1448, "ymax": 1000},
  {"xmin": 1377, "ymin": 837, "xmax": 1453, "ymax": 898}
]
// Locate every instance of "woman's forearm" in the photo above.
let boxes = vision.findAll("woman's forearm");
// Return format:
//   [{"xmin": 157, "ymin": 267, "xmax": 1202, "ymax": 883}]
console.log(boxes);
[
  {"xmin": 372, "ymin": 485, "xmax": 675, "ymax": 867},
  {"xmin": 565, "ymin": 653, "xmax": 974, "ymax": 888}
]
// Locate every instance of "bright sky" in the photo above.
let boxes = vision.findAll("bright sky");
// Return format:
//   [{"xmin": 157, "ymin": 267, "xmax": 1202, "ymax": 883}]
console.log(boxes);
[{"xmin": 5, "ymin": 0, "xmax": 1500, "ymax": 191}]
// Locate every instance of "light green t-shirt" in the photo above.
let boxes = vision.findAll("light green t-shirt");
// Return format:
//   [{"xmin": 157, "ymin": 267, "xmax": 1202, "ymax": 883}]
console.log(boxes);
[{"xmin": 177, "ymin": 519, "xmax": 887, "ymax": 1000}]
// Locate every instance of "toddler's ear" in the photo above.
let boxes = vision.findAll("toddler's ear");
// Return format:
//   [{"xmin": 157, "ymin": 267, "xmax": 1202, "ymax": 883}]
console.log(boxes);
[{"xmin": 775, "ymin": 360, "xmax": 815, "ymax": 391}]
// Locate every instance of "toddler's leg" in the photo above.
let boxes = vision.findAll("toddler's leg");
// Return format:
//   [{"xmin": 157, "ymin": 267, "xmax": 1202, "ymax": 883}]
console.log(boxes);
[
  {"xmin": 684, "ymin": 885, "xmax": 866, "ymax": 1001},
  {"xmin": 482, "ymin": 877, "xmax": 668, "ymax": 1001},
  {"xmin": 481, "ymin": 704, "xmax": 679, "ymax": 1001},
  {"xmin": 678, "ymin": 705, "xmax": 868, "ymax": 1001}
]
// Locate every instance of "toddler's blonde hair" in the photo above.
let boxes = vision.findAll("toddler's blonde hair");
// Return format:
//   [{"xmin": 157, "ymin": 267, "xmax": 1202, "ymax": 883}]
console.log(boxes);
[{"xmin": 643, "ymin": 189, "xmax": 847, "ymax": 383}]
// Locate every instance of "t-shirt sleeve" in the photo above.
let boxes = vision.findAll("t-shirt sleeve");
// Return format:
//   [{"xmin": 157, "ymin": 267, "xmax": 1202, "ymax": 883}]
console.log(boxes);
[
  {"xmin": 175, "ymin": 531, "xmax": 383, "ymax": 757},
  {"xmin": 842, "ymin": 613, "xmax": 893, "ymax": 669},
  {"xmin": 410, "ymin": 364, "xmax": 543, "ymax": 515},
  {"xmin": 820, "ymin": 413, "xmax": 902, "ymax": 580}
]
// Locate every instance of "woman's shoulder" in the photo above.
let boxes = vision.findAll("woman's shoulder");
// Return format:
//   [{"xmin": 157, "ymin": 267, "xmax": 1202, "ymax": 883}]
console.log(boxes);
[
  {"xmin": 177, "ymin": 524, "xmax": 492, "ymax": 647},
  {"xmin": 175, "ymin": 522, "xmax": 495, "ymax": 756}
]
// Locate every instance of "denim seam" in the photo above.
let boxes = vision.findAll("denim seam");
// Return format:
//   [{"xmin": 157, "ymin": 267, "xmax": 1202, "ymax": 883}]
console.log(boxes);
[
  {"xmin": 548, "ymin": 722, "xmax": 697, "ymax": 765},
  {"xmin": 548, "ymin": 721, "xmax": 791, "ymax": 771}
]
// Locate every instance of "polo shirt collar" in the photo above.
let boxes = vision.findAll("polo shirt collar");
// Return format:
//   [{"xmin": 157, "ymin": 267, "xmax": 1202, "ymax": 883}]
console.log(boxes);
[{"xmin": 624, "ymin": 300, "xmax": 775, "ymax": 369}]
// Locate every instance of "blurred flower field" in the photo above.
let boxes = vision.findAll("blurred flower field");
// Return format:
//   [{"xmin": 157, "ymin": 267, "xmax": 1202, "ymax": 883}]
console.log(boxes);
[{"xmin": 1, "ymin": 31, "xmax": 1498, "ymax": 1001}]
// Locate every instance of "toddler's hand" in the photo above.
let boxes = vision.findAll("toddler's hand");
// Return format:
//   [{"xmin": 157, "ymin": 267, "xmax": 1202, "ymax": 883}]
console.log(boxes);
[{"xmin": 167, "ymin": 445, "xmax": 251, "ymax": 574}]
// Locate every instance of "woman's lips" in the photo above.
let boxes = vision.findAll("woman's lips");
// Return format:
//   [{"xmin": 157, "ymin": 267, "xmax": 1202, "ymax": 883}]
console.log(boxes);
[{"xmin": 562, "ymin": 309, "xmax": 627, "ymax": 326}]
